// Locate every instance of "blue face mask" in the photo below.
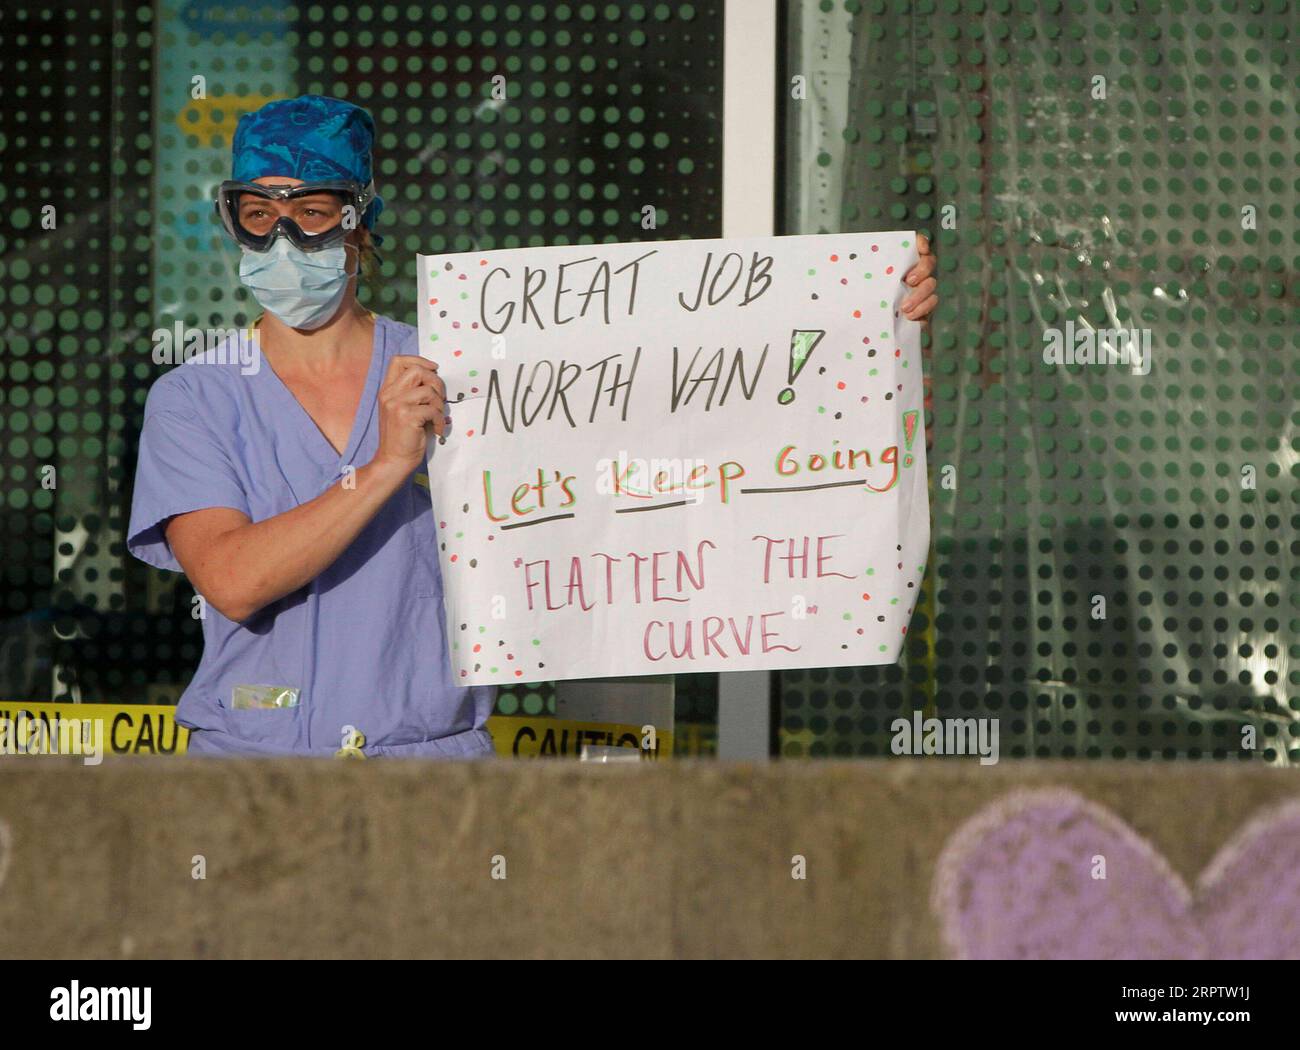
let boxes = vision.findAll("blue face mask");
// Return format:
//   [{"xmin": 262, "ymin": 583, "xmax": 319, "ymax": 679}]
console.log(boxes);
[{"xmin": 238, "ymin": 239, "xmax": 353, "ymax": 330}]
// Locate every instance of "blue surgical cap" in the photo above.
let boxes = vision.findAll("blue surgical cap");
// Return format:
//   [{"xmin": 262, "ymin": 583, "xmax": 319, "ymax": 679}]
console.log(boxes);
[{"xmin": 231, "ymin": 94, "xmax": 384, "ymax": 230}]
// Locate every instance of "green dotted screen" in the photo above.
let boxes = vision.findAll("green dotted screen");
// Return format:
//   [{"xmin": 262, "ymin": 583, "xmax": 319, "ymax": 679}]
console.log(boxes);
[
  {"xmin": 2, "ymin": 1, "xmax": 1294, "ymax": 762},
  {"xmin": 0, "ymin": 2, "xmax": 722, "ymax": 722},
  {"xmin": 780, "ymin": 0, "xmax": 1298, "ymax": 760}
]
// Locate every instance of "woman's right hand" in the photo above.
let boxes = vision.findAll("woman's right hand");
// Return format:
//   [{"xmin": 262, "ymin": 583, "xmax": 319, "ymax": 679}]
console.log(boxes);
[{"xmin": 373, "ymin": 355, "xmax": 446, "ymax": 474}]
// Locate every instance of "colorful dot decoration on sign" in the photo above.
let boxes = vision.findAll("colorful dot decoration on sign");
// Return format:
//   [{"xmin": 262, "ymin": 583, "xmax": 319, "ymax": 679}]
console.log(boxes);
[
  {"xmin": 456, "ymin": 619, "xmax": 545, "ymax": 682},
  {"xmin": 797, "ymin": 241, "xmax": 918, "ymax": 428}
]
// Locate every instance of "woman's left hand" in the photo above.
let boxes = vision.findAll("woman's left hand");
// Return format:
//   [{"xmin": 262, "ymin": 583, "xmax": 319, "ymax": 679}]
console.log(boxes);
[{"xmin": 901, "ymin": 233, "xmax": 938, "ymax": 321}]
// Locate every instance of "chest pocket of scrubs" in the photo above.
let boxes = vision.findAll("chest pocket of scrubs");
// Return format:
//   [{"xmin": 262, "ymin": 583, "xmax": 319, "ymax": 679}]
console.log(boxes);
[{"xmin": 218, "ymin": 692, "xmax": 305, "ymax": 747}]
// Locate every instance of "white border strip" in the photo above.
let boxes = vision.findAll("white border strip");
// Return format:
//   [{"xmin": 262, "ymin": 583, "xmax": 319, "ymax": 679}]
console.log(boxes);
[
  {"xmin": 722, "ymin": 0, "xmax": 778, "ymax": 238},
  {"xmin": 718, "ymin": 0, "xmax": 779, "ymax": 758}
]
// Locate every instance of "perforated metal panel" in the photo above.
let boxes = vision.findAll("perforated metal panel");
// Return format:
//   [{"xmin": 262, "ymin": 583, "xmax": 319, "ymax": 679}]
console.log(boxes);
[
  {"xmin": 0, "ymin": 3, "xmax": 156, "ymax": 702},
  {"xmin": 0, "ymin": 1, "xmax": 724, "ymax": 724},
  {"xmin": 781, "ymin": 0, "xmax": 1298, "ymax": 761}
]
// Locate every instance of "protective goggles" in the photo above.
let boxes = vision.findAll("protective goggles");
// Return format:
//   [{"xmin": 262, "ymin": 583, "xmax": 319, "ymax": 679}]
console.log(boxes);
[{"xmin": 214, "ymin": 179, "xmax": 377, "ymax": 252}]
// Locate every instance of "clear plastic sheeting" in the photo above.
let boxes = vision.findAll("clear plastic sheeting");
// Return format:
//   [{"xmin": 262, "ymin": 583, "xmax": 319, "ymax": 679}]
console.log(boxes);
[{"xmin": 780, "ymin": 0, "xmax": 1297, "ymax": 761}]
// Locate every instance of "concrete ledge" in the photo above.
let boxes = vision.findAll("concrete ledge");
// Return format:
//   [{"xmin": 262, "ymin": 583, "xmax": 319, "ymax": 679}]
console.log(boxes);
[{"xmin": 1, "ymin": 759, "xmax": 1296, "ymax": 958}]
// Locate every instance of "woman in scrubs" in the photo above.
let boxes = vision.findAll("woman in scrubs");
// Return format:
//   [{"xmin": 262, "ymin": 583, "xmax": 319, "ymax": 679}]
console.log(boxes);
[{"xmin": 127, "ymin": 95, "xmax": 939, "ymax": 758}]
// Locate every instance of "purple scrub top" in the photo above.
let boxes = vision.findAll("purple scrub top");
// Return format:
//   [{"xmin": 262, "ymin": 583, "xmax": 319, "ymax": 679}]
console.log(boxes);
[{"xmin": 127, "ymin": 315, "xmax": 496, "ymax": 758}]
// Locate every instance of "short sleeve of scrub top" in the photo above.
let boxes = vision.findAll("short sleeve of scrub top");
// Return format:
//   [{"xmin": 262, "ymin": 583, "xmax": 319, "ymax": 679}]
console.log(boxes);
[
  {"xmin": 129, "ymin": 367, "xmax": 253, "ymax": 571},
  {"xmin": 126, "ymin": 316, "xmax": 496, "ymax": 758}
]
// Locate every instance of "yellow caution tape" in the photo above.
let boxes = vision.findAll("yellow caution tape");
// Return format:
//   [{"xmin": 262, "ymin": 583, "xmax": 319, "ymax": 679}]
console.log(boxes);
[
  {"xmin": 0, "ymin": 702, "xmax": 675, "ymax": 761},
  {"xmin": 0, "ymin": 700, "xmax": 190, "ymax": 759},
  {"xmin": 487, "ymin": 715, "xmax": 671, "ymax": 759}
]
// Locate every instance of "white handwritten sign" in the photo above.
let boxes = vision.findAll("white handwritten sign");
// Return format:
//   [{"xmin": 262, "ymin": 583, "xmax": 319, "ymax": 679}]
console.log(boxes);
[{"xmin": 416, "ymin": 232, "xmax": 929, "ymax": 686}]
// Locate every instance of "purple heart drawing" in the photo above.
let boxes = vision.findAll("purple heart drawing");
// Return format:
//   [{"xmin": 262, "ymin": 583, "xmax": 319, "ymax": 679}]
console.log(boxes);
[{"xmin": 931, "ymin": 788, "xmax": 1300, "ymax": 960}]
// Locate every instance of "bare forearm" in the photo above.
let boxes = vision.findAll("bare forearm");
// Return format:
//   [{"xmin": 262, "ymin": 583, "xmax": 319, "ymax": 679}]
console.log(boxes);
[{"xmin": 201, "ymin": 458, "xmax": 411, "ymax": 620}]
